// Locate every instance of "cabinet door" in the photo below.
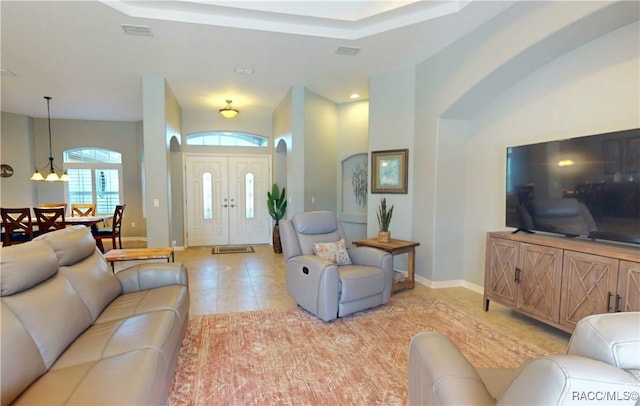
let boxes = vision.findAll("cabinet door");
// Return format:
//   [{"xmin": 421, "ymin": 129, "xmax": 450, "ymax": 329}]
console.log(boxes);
[
  {"xmin": 516, "ymin": 243, "xmax": 563, "ymax": 323},
  {"xmin": 484, "ymin": 237, "xmax": 519, "ymax": 307},
  {"xmin": 617, "ymin": 261, "xmax": 640, "ymax": 312},
  {"xmin": 560, "ymin": 251, "xmax": 619, "ymax": 330}
]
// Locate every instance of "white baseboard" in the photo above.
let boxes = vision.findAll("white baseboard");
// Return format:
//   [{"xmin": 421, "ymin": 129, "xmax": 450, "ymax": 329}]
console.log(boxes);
[
  {"xmin": 414, "ymin": 274, "xmax": 484, "ymax": 294},
  {"xmin": 120, "ymin": 237, "xmax": 186, "ymax": 251}
]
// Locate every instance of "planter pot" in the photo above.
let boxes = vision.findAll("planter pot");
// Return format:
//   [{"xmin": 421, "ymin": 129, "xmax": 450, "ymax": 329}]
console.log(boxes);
[
  {"xmin": 272, "ymin": 224, "xmax": 282, "ymax": 253},
  {"xmin": 378, "ymin": 230, "xmax": 391, "ymax": 243}
]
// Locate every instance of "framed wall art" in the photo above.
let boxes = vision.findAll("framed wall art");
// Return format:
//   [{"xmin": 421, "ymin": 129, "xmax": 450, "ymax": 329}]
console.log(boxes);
[{"xmin": 371, "ymin": 149, "xmax": 408, "ymax": 194}]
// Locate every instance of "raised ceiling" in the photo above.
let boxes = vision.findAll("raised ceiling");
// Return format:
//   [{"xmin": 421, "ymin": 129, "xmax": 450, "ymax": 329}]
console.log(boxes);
[{"xmin": 0, "ymin": 1, "xmax": 514, "ymax": 121}]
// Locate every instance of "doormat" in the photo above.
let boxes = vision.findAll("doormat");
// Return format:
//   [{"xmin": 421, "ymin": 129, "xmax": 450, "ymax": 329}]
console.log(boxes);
[{"xmin": 212, "ymin": 246, "xmax": 255, "ymax": 254}]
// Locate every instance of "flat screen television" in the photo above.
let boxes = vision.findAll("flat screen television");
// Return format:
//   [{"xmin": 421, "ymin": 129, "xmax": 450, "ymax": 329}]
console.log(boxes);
[{"xmin": 506, "ymin": 128, "xmax": 640, "ymax": 245}]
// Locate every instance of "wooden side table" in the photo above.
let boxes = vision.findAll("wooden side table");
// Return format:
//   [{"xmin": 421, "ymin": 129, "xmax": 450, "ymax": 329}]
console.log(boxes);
[
  {"xmin": 104, "ymin": 247, "xmax": 175, "ymax": 272},
  {"xmin": 352, "ymin": 238, "xmax": 420, "ymax": 293}
]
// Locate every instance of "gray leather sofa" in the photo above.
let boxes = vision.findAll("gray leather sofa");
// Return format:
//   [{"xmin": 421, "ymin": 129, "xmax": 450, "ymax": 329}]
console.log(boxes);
[
  {"xmin": 408, "ymin": 312, "xmax": 640, "ymax": 405},
  {"xmin": 1, "ymin": 226, "xmax": 189, "ymax": 406}
]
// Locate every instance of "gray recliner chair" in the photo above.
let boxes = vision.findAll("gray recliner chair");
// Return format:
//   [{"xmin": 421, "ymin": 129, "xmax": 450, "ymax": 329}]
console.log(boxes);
[
  {"xmin": 279, "ymin": 211, "xmax": 393, "ymax": 322},
  {"xmin": 527, "ymin": 198, "xmax": 598, "ymax": 237},
  {"xmin": 408, "ymin": 312, "xmax": 640, "ymax": 405}
]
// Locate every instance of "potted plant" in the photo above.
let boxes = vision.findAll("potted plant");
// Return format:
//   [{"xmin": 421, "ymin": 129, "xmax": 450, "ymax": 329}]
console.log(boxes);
[
  {"xmin": 267, "ymin": 183, "xmax": 287, "ymax": 253},
  {"xmin": 377, "ymin": 197, "xmax": 393, "ymax": 242}
]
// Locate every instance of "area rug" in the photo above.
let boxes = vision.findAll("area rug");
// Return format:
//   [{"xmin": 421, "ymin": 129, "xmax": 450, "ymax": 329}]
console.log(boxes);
[
  {"xmin": 167, "ymin": 297, "xmax": 548, "ymax": 405},
  {"xmin": 212, "ymin": 246, "xmax": 255, "ymax": 254}
]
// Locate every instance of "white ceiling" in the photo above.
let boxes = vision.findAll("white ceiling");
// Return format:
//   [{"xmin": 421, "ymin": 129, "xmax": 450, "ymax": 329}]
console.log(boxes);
[{"xmin": 0, "ymin": 0, "xmax": 514, "ymax": 121}]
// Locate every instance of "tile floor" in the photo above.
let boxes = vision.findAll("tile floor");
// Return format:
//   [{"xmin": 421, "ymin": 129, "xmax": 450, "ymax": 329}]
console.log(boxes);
[{"xmin": 110, "ymin": 242, "xmax": 571, "ymax": 355}]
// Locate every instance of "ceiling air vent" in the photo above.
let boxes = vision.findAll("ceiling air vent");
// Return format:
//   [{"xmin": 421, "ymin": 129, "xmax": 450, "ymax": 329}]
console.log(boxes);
[
  {"xmin": 121, "ymin": 24, "xmax": 153, "ymax": 36},
  {"xmin": 335, "ymin": 46, "xmax": 361, "ymax": 56}
]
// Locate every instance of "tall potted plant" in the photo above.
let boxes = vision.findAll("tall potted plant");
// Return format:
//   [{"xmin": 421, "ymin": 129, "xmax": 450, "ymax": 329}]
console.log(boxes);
[
  {"xmin": 377, "ymin": 198, "xmax": 393, "ymax": 243},
  {"xmin": 267, "ymin": 183, "xmax": 287, "ymax": 253}
]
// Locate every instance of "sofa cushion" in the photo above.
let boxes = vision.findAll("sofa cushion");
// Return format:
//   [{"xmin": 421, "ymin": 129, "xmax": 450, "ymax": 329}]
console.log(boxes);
[
  {"xmin": 35, "ymin": 225, "xmax": 97, "ymax": 266},
  {"xmin": 2, "ymin": 274, "xmax": 94, "ymax": 369},
  {"xmin": 13, "ymin": 349, "xmax": 168, "ymax": 406},
  {"xmin": 96, "ymin": 285, "xmax": 189, "ymax": 325},
  {"xmin": 1, "ymin": 303, "xmax": 47, "ymax": 406},
  {"xmin": 59, "ymin": 253, "xmax": 122, "ymax": 321},
  {"xmin": 338, "ymin": 265, "xmax": 385, "ymax": 302},
  {"xmin": 1, "ymin": 240, "xmax": 58, "ymax": 296},
  {"xmin": 51, "ymin": 310, "xmax": 182, "ymax": 370}
]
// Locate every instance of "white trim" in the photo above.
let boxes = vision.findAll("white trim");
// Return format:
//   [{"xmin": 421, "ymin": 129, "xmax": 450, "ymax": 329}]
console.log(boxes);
[
  {"xmin": 119, "ymin": 237, "xmax": 185, "ymax": 251},
  {"xmin": 414, "ymin": 274, "xmax": 484, "ymax": 294}
]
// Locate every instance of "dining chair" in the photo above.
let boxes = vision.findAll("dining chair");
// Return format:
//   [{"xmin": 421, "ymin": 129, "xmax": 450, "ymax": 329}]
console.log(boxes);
[
  {"xmin": 95, "ymin": 204, "xmax": 125, "ymax": 252},
  {"xmin": 41, "ymin": 203, "xmax": 68, "ymax": 213},
  {"xmin": 33, "ymin": 207, "xmax": 66, "ymax": 234},
  {"xmin": 70, "ymin": 203, "xmax": 96, "ymax": 217},
  {"xmin": 1, "ymin": 208, "xmax": 34, "ymax": 245}
]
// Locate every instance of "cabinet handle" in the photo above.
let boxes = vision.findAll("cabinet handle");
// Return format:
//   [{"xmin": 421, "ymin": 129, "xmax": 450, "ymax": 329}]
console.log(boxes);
[
  {"xmin": 615, "ymin": 294, "xmax": 622, "ymax": 312},
  {"xmin": 607, "ymin": 292, "xmax": 613, "ymax": 312},
  {"xmin": 514, "ymin": 267, "xmax": 521, "ymax": 283}
]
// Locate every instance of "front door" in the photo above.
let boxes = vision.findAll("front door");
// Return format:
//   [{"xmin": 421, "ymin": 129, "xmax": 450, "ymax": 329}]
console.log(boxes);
[{"xmin": 185, "ymin": 154, "xmax": 271, "ymax": 246}]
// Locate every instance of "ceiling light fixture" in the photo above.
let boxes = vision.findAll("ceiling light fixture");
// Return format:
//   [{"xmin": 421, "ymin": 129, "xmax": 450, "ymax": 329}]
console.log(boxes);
[
  {"xmin": 219, "ymin": 99, "xmax": 239, "ymax": 119},
  {"xmin": 350, "ymin": 93, "xmax": 360, "ymax": 99},
  {"xmin": 31, "ymin": 97, "xmax": 69, "ymax": 182}
]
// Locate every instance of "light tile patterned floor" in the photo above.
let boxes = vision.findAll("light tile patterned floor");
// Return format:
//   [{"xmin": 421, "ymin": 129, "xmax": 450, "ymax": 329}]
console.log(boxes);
[{"xmin": 109, "ymin": 242, "xmax": 570, "ymax": 355}]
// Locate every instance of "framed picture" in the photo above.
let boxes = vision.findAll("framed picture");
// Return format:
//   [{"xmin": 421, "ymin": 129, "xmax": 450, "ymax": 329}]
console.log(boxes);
[
  {"xmin": 371, "ymin": 149, "xmax": 408, "ymax": 194},
  {"xmin": 625, "ymin": 136, "xmax": 640, "ymax": 174},
  {"xmin": 602, "ymin": 139, "xmax": 622, "ymax": 175}
]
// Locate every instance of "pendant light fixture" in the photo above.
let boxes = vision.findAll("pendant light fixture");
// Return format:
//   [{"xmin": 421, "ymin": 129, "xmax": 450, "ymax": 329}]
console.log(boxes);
[
  {"xmin": 30, "ymin": 96, "xmax": 69, "ymax": 181},
  {"xmin": 219, "ymin": 99, "xmax": 239, "ymax": 119}
]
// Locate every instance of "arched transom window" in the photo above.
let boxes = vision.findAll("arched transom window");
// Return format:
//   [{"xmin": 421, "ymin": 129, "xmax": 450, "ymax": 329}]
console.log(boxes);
[{"xmin": 186, "ymin": 131, "xmax": 268, "ymax": 147}]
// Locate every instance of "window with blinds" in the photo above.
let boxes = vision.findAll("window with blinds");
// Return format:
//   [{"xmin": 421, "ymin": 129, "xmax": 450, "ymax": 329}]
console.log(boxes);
[{"xmin": 64, "ymin": 148, "xmax": 123, "ymax": 215}]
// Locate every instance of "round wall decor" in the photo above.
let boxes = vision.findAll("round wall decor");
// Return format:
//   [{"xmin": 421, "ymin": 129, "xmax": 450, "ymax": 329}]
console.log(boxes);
[{"xmin": 0, "ymin": 164, "xmax": 14, "ymax": 178}]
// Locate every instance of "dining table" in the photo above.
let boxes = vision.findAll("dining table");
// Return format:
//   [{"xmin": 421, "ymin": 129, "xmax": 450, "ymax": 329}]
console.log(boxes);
[
  {"xmin": 1, "ymin": 210, "xmax": 112, "ymax": 250},
  {"xmin": 63, "ymin": 215, "xmax": 113, "ymax": 251}
]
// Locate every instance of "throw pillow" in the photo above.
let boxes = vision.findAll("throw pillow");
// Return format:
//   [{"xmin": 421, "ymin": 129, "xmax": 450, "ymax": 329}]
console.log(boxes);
[{"xmin": 312, "ymin": 239, "xmax": 352, "ymax": 265}]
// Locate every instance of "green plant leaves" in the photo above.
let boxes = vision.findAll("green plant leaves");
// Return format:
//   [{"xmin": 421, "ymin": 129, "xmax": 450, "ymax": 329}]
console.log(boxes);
[{"xmin": 267, "ymin": 183, "xmax": 287, "ymax": 224}]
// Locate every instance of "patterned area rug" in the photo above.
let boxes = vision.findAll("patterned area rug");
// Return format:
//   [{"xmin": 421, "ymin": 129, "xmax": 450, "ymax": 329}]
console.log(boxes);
[
  {"xmin": 168, "ymin": 297, "xmax": 547, "ymax": 405},
  {"xmin": 211, "ymin": 246, "xmax": 255, "ymax": 254}
]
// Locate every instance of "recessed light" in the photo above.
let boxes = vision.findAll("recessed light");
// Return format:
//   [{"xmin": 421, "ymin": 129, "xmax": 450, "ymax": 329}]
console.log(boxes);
[
  {"xmin": 121, "ymin": 24, "xmax": 153, "ymax": 36},
  {"xmin": 350, "ymin": 93, "xmax": 360, "ymax": 99}
]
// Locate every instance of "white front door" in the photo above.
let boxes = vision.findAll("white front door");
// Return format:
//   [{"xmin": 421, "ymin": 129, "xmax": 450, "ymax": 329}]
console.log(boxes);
[{"xmin": 185, "ymin": 154, "xmax": 271, "ymax": 246}]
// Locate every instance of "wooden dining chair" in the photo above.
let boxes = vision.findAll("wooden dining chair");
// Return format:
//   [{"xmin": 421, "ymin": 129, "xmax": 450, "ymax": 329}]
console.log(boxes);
[
  {"xmin": 1, "ymin": 208, "xmax": 34, "ymax": 245},
  {"xmin": 95, "ymin": 204, "xmax": 125, "ymax": 252},
  {"xmin": 41, "ymin": 203, "xmax": 68, "ymax": 213},
  {"xmin": 71, "ymin": 203, "xmax": 96, "ymax": 217},
  {"xmin": 33, "ymin": 207, "xmax": 66, "ymax": 235}
]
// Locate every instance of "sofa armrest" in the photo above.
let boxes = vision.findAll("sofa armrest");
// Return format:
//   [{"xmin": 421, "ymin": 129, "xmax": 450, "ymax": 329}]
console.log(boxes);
[
  {"xmin": 348, "ymin": 246, "xmax": 391, "ymax": 270},
  {"xmin": 285, "ymin": 255, "xmax": 339, "ymax": 321},
  {"xmin": 116, "ymin": 262, "xmax": 188, "ymax": 293},
  {"xmin": 498, "ymin": 355, "xmax": 640, "ymax": 405},
  {"xmin": 408, "ymin": 331, "xmax": 495, "ymax": 406}
]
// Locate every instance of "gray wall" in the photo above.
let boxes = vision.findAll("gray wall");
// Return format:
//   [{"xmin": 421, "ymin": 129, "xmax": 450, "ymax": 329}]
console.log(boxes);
[
  {"xmin": 0, "ymin": 112, "xmax": 35, "ymax": 207},
  {"xmin": 303, "ymin": 88, "xmax": 337, "ymax": 213},
  {"xmin": 408, "ymin": 3, "xmax": 639, "ymax": 287}
]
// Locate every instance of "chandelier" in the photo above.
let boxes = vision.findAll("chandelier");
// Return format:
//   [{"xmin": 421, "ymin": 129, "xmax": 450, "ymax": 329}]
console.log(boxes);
[
  {"xmin": 219, "ymin": 99, "xmax": 239, "ymax": 119},
  {"xmin": 30, "ymin": 96, "xmax": 69, "ymax": 181}
]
